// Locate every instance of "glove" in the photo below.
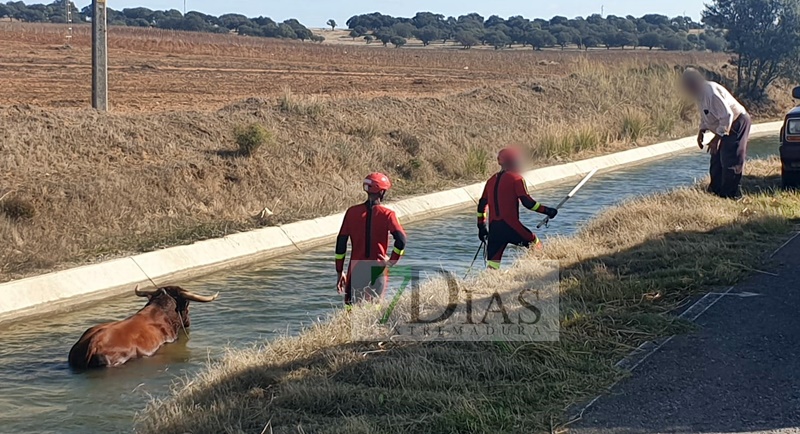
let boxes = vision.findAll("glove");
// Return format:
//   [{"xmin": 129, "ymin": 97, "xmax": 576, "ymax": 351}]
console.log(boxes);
[
  {"xmin": 478, "ymin": 224, "xmax": 489, "ymax": 242},
  {"xmin": 543, "ymin": 206, "xmax": 558, "ymax": 219}
]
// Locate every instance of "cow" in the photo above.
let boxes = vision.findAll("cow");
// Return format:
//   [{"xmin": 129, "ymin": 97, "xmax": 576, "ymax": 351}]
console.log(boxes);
[{"xmin": 68, "ymin": 285, "xmax": 219, "ymax": 369}]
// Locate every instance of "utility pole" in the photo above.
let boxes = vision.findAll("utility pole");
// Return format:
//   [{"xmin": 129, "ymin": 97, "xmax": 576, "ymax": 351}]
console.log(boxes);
[
  {"xmin": 601, "ymin": 5, "xmax": 604, "ymax": 17},
  {"xmin": 183, "ymin": 0, "xmax": 186, "ymax": 15},
  {"xmin": 92, "ymin": 0, "xmax": 108, "ymax": 111},
  {"xmin": 64, "ymin": 0, "xmax": 73, "ymax": 46}
]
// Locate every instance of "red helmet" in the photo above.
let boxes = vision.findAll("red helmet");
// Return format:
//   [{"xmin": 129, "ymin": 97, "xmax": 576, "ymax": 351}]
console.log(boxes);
[
  {"xmin": 497, "ymin": 147, "xmax": 523, "ymax": 168},
  {"xmin": 363, "ymin": 172, "xmax": 392, "ymax": 194}
]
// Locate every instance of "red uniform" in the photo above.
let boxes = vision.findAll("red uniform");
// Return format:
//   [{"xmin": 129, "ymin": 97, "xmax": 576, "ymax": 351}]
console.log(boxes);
[
  {"xmin": 336, "ymin": 202, "xmax": 407, "ymax": 304},
  {"xmin": 477, "ymin": 170, "xmax": 553, "ymax": 269}
]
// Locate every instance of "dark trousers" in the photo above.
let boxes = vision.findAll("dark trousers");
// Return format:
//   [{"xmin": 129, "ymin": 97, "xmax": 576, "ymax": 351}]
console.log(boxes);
[
  {"xmin": 345, "ymin": 261, "xmax": 387, "ymax": 305},
  {"xmin": 709, "ymin": 113, "xmax": 751, "ymax": 199},
  {"xmin": 486, "ymin": 220, "xmax": 536, "ymax": 267}
]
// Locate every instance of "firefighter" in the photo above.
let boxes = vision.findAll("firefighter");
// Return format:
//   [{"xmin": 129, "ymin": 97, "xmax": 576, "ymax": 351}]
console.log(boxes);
[
  {"xmin": 336, "ymin": 173, "xmax": 407, "ymax": 305},
  {"xmin": 477, "ymin": 147, "xmax": 558, "ymax": 270},
  {"xmin": 682, "ymin": 68, "xmax": 751, "ymax": 199}
]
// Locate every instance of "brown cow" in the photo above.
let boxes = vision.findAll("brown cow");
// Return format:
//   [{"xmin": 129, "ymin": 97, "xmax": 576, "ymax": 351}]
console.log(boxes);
[{"xmin": 68, "ymin": 285, "xmax": 218, "ymax": 369}]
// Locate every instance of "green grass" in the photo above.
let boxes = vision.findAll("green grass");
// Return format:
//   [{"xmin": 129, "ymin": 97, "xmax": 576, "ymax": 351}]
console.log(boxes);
[
  {"xmin": 462, "ymin": 146, "xmax": 490, "ymax": 177},
  {"xmin": 136, "ymin": 158, "xmax": 800, "ymax": 434},
  {"xmin": 535, "ymin": 125, "xmax": 605, "ymax": 158},
  {"xmin": 619, "ymin": 108, "xmax": 653, "ymax": 143},
  {"xmin": 234, "ymin": 123, "xmax": 273, "ymax": 157}
]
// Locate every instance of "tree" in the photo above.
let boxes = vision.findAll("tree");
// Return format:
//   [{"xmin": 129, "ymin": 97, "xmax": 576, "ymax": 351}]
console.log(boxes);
[
  {"xmin": 261, "ymin": 23, "xmax": 279, "ymax": 37},
  {"xmin": 346, "ymin": 12, "xmax": 397, "ymax": 31},
  {"xmin": 551, "ymin": 25, "xmax": 579, "ymax": 49},
  {"xmin": 616, "ymin": 31, "xmax": 639, "ymax": 49},
  {"xmin": 455, "ymin": 30, "xmax": 480, "ymax": 48},
  {"xmin": 600, "ymin": 28, "xmax": 618, "ymax": 49},
  {"xmin": 390, "ymin": 36, "xmax": 407, "ymax": 48},
  {"xmin": 412, "ymin": 11, "xmax": 444, "ymax": 28},
  {"xmin": 253, "ymin": 16, "xmax": 276, "ymax": 26},
  {"xmin": 0, "ymin": 4, "xmax": 13, "ymax": 19},
  {"xmin": 295, "ymin": 28, "xmax": 313, "ymax": 41},
  {"xmin": 311, "ymin": 34, "xmax": 325, "ymax": 43},
  {"xmin": 638, "ymin": 32, "xmax": 662, "ymax": 50},
  {"xmin": 350, "ymin": 26, "xmax": 367, "ymax": 40},
  {"xmin": 391, "ymin": 22, "xmax": 415, "ymax": 38},
  {"xmin": 641, "ymin": 14, "xmax": 670, "ymax": 27},
  {"xmin": 701, "ymin": 32, "xmax": 727, "ymax": 52},
  {"xmin": 237, "ymin": 24, "xmax": 261, "ymax": 37},
  {"xmin": 704, "ymin": 0, "xmax": 800, "ymax": 99},
  {"xmin": 485, "ymin": 14, "xmax": 506, "ymax": 28},
  {"xmin": 582, "ymin": 35, "xmax": 600, "ymax": 50},
  {"xmin": 276, "ymin": 23, "xmax": 298, "ymax": 39},
  {"xmin": 662, "ymin": 34, "xmax": 688, "ymax": 51},
  {"xmin": 526, "ymin": 29, "xmax": 556, "ymax": 50},
  {"xmin": 485, "ymin": 30, "xmax": 511, "ymax": 49},
  {"xmin": 219, "ymin": 13, "xmax": 251, "ymax": 29},
  {"xmin": 413, "ymin": 26, "xmax": 441, "ymax": 46},
  {"xmin": 364, "ymin": 35, "xmax": 374, "ymax": 44},
  {"xmin": 122, "ymin": 7, "xmax": 154, "ymax": 20},
  {"xmin": 327, "ymin": 19, "xmax": 336, "ymax": 31},
  {"xmin": 457, "ymin": 13, "xmax": 484, "ymax": 26},
  {"xmin": 378, "ymin": 32, "xmax": 392, "ymax": 47}
]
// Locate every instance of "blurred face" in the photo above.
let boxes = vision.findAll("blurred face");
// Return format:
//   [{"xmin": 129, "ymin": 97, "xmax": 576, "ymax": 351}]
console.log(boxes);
[
  {"xmin": 503, "ymin": 155, "xmax": 524, "ymax": 172},
  {"xmin": 682, "ymin": 77, "xmax": 703, "ymax": 98},
  {"xmin": 504, "ymin": 161, "xmax": 521, "ymax": 172}
]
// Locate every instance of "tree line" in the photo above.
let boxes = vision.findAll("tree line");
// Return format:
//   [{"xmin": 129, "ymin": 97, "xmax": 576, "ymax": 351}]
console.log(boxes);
[
  {"xmin": 346, "ymin": 11, "xmax": 728, "ymax": 51},
  {"xmin": 0, "ymin": 0, "xmax": 325, "ymax": 42}
]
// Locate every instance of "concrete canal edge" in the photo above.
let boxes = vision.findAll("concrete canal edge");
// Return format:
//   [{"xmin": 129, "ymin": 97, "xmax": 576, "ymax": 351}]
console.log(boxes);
[{"xmin": 0, "ymin": 122, "xmax": 783, "ymax": 326}]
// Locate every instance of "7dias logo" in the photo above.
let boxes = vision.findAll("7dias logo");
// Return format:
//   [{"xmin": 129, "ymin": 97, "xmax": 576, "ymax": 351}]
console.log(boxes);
[{"xmin": 349, "ymin": 260, "xmax": 560, "ymax": 342}]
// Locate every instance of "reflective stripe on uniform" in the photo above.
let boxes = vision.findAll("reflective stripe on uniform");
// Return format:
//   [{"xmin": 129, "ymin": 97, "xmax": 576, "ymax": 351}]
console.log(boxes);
[
  {"xmin": 477, "ymin": 212, "xmax": 487, "ymax": 218},
  {"xmin": 532, "ymin": 202, "xmax": 541, "ymax": 211},
  {"xmin": 335, "ymin": 253, "xmax": 346, "ymax": 260},
  {"xmin": 393, "ymin": 247, "xmax": 405, "ymax": 256},
  {"xmin": 487, "ymin": 260, "xmax": 501, "ymax": 270}
]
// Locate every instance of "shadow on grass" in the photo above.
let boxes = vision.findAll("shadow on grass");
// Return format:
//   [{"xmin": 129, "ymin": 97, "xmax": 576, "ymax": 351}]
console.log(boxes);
[
  {"xmin": 137, "ymin": 172, "xmax": 800, "ymax": 434},
  {"xmin": 207, "ymin": 149, "xmax": 247, "ymax": 159}
]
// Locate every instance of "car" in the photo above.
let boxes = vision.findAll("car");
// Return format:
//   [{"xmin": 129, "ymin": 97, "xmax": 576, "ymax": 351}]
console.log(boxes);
[{"xmin": 780, "ymin": 86, "xmax": 800, "ymax": 188}]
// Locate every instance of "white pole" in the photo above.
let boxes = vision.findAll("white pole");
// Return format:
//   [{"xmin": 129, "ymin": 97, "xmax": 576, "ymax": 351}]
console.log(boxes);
[{"xmin": 92, "ymin": 0, "xmax": 108, "ymax": 111}]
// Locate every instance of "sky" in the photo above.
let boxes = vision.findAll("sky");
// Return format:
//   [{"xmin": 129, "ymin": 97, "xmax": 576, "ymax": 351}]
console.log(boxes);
[{"xmin": 76, "ymin": 0, "xmax": 707, "ymax": 27}]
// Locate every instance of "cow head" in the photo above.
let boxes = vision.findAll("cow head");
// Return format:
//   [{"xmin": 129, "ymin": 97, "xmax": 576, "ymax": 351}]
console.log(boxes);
[{"xmin": 134, "ymin": 285, "xmax": 219, "ymax": 328}]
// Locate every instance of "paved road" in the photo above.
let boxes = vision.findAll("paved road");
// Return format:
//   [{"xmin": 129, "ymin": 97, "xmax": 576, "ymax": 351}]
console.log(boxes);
[{"xmin": 569, "ymin": 235, "xmax": 800, "ymax": 434}]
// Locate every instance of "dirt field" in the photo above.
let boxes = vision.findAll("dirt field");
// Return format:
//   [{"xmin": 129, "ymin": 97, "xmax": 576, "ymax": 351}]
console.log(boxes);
[{"xmin": 0, "ymin": 22, "xmax": 723, "ymax": 111}]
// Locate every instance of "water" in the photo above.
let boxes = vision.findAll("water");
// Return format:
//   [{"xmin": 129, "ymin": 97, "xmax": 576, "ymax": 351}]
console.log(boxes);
[{"xmin": 0, "ymin": 138, "xmax": 777, "ymax": 433}]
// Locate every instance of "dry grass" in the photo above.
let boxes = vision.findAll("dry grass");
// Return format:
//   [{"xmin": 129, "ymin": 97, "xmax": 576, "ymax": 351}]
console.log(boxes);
[
  {"xmin": 0, "ymin": 58, "xmax": 705, "ymax": 281},
  {"xmin": 135, "ymin": 158, "xmax": 799, "ymax": 433}
]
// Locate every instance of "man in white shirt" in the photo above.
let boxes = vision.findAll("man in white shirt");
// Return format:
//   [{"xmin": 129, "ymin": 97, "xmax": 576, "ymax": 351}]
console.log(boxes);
[{"xmin": 682, "ymin": 68, "xmax": 751, "ymax": 199}]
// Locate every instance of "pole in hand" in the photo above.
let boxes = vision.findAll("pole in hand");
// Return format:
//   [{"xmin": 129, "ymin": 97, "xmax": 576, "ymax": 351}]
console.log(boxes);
[
  {"xmin": 463, "ymin": 241, "xmax": 485, "ymax": 279},
  {"xmin": 537, "ymin": 169, "xmax": 598, "ymax": 229}
]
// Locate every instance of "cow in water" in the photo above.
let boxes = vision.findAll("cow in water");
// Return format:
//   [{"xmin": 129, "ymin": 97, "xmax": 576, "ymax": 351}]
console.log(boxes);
[{"xmin": 68, "ymin": 285, "xmax": 219, "ymax": 369}]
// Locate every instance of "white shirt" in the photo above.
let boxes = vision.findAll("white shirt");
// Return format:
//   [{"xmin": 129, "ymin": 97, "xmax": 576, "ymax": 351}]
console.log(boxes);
[{"xmin": 698, "ymin": 81, "xmax": 747, "ymax": 137}]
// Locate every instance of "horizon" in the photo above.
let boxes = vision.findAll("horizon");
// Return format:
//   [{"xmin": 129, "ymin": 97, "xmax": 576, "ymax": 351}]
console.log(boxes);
[{"xmin": 72, "ymin": 0, "xmax": 706, "ymax": 27}]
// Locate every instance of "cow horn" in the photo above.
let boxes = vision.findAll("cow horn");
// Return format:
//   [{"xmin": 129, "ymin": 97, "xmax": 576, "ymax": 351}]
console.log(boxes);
[
  {"xmin": 179, "ymin": 289, "xmax": 219, "ymax": 303},
  {"xmin": 134, "ymin": 284, "xmax": 158, "ymax": 297}
]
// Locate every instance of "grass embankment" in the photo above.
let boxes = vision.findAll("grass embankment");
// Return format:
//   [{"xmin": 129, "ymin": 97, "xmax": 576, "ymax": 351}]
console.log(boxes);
[
  {"xmin": 136, "ymin": 157, "xmax": 799, "ymax": 434},
  {"xmin": 0, "ymin": 58, "xmax": 701, "ymax": 281}
]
